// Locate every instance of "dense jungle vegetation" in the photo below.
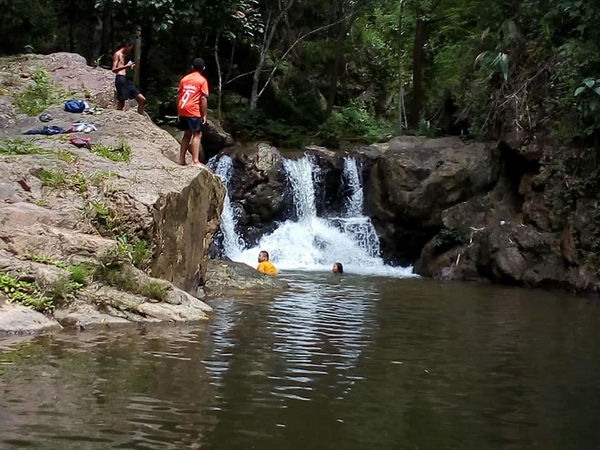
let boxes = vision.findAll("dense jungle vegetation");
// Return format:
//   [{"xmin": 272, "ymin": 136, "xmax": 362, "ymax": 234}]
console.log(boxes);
[{"xmin": 1, "ymin": 0, "xmax": 600, "ymax": 151}]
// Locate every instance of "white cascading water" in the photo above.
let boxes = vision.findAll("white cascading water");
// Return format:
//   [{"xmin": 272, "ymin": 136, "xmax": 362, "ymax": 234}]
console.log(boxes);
[
  {"xmin": 336, "ymin": 157, "xmax": 382, "ymax": 258},
  {"xmin": 212, "ymin": 155, "xmax": 245, "ymax": 259},
  {"xmin": 235, "ymin": 155, "xmax": 414, "ymax": 277},
  {"xmin": 343, "ymin": 157, "xmax": 364, "ymax": 217}
]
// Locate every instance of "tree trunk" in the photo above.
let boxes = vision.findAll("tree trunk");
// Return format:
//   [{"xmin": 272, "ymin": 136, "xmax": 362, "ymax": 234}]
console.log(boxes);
[
  {"xmin": 250, "ymin": 51, "xmax": 265, "ymax": 110},
  {"xmin": 100, "ymin": 0, "xmax": 112, "ymax": 66},
  {"xmin": 133, "ymin": 25, "xmax": 142, "ymax": 87},
  {"xmin": 68, "ymin": 0, "xmax": 75, "ymax": 52},
  {"xmin": 140, "ymin": 24, "xmax": 152, "ymax": 94},
  {"xmin": 214, "ymin": 35, "xmax": 223, "ymax": 121},
  {"xmin": 397, "ymin": 0, "xmax": 407, "ymax": 129},
  {"xmin": 325, "ymin": 25, "xmax": 347, "ymax": 117},
  {"xmin": 409, "ymin": 13, "xmax": 427, "ymax": 129}
]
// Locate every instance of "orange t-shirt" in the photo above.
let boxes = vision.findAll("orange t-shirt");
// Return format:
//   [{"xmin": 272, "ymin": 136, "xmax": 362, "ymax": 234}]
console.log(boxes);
[{"xmin": 177, "ymin": 72, "xmax": 209, "ymax": 117}]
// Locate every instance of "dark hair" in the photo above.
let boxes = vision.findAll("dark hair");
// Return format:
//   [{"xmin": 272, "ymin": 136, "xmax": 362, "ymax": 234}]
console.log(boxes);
[
  {"xmin": 259, "ymin": 250, "xmax": 269, "ymax": 259},
  {"xmin": 192, "ymin": 57, "xmax": 205, "ymax": 71},
  {"xmin": 333, "ymin": 262, "xmax": 344, "ymax": 274},
  {"xmin": 121, "ymin": 39, "xmax": 135, "ymax": 48}
]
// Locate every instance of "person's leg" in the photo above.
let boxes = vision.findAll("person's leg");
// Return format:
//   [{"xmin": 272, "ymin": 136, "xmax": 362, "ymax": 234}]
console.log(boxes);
[
  {"xmin": 116, "ymin": 76, "xmax": 127, "ymax": 110},
  {"xmin": 180, "ymin": 130, "xmax": 192, "ymax": 165},
  {"xmin": 135, "ymin": 93, "xmax": 146, "ymax": 115},
  {"xmin": 190, "ymin": 131, "xmax": 203, "ymax": 166}
]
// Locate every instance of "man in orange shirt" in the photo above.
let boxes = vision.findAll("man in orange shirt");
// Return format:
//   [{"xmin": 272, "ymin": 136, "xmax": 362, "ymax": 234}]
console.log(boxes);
[{"xmin": 177, "ymin": 58, "xmax": 209, "ymax": 167}]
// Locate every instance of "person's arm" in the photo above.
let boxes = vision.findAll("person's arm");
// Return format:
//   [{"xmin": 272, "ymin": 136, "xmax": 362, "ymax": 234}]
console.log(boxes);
[
  {"xmin": 200, "ymin": 96, "xmax": 208, "ymax": 123},
  {"xmin": 112, "ymin": 52, "xmax": 134, "ymax": 73}
]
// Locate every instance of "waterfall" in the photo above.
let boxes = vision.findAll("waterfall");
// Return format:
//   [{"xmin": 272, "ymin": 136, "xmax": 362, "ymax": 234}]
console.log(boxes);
[
  {"xmin": 283, "ymin": 156, "xmax": 318, "ymax": 221},
  {"xmin": 343, "ymin": 157, "xmax": 364, "ymax": 217},
  {"xmin": 212, "ymin": 155, "xmax": 245, "ymax": 259},
  {"xmin": 338, "ymin": 156, "xmax": 381, "ymax": 258},
  {"xmin": 235, "ymin": 155, "xmax": 414, "ymax": 277}
]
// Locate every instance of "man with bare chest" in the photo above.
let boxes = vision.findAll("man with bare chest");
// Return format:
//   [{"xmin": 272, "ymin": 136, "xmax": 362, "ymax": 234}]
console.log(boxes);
[{"xmin": 112, "ymin": 40, "xmax": 146, "ymax": 114}]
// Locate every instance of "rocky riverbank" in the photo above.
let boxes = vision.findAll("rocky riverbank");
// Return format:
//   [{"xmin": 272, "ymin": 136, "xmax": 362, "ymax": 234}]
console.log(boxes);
[
  {"xmin": 1, "ymin": 51, "xmax": 597, "ymax": 335},
  {"xmin": 0, "ymin": 53, "xmax": 228, "ymax": 333},
  {"xmin": 219, "ymin": 135, "xmax": 600, "ymax": 295}
]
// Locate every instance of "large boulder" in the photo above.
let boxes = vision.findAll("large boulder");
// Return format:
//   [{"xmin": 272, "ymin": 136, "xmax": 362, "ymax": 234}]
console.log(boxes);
[
  {"xmin": 204, "ymin": 259, "xmax": 288, "ymax": 295},
  {"xmin": 1, "ymin": 53, "xmax": 115, "ymax": 108},
  {"xmin": 415, "ymin": 176, "xmax": 600, "ymax": 294},
  {"xmin": 0, "ymin": 298, "xmax": 62, "ymax": 334},
  {"xmin": 364, "ymin": 136, "xmax": 500, "ymax": 263},
  {"xmin": 0, "ymin": 53, "xmax": 226, "ymax": 331},
  {"xmin": 202, "ymin": 119, "xmax": 235, "ymax": 159},
  {"xmin": 222, "ymin": 143, "xmax": 288, "ymax": 245}
]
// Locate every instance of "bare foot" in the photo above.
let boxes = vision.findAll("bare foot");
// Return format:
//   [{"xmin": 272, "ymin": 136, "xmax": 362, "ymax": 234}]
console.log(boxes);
[
  {"xmin": 190, "ymin": 162, "xmax": 204, "ymax": 167},
  {"xmin": 179, "ymin": 160, "xmax": 188, "ymax": 166}
]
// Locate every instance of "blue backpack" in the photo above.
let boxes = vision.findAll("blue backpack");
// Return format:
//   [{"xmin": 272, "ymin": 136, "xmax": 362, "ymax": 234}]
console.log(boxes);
[{"xmin": 64, "ymin": 100, "xmax": 86, "ymax": 113}]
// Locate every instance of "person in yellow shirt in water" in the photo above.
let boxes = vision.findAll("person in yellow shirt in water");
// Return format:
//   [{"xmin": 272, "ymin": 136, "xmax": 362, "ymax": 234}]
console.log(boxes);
[{"xmin": 257, "ymin": 250, "xmax": 277, "ymax": 275}]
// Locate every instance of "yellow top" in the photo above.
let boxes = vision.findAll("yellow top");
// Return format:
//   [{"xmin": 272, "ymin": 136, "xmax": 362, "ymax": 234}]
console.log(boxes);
[{"xmin": 257, "ymin": 261, "xmax": 277, "ymax": 275}]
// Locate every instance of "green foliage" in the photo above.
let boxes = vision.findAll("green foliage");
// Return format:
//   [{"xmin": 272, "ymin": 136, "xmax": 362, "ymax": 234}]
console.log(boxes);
[
  {"xmin": 91, "ymin": 141, "xmax": 132, "ymax": 163},
  {"xmin": 140, "ymin": 281, "xmax": 167, "ymax": 301},
  {"xmin": 36, "ymin": 168, "xmax": 67, "ymax": 187},
  {"xmin": 115, "ymin": 235, "xmax": 154, "ymax": 270},
  {"xmin": 94, "ymin": 251, "xmax": 137, "ymax": 293},
  {"xmin": 57, "ymin": 150, "xmax": 79, "ymax": 163},
  {"xmin": 23, "ymin": 255, "xmax": 90, "ymax": 293},
  {"xmin": 432, "ymin": 228, "xmax": 467, "ymax": 254},
  {"xmin": 0, "ymin": 273, "xmax": 55, "ymax": 313},
  {"xmin": 321, "ymin": 102, "xmax": 394, "ymax": 146},
  {"xmin": 25, "ymin": 254, "xmax": 67, "ymax": 269},
  {"xmin": 227, "ymin": 108, "xmax": 309, "ymax": 148},
  {"xmin": 94, "ymin": 247, "xmax": 165, "ymax": 301},
  {"xmin": 35, "ymin": 168, "xmax": 87, "ymax": 193},
  {"xmin": 84, "ymin": 200, "xmax": 123, "ymax": 235},
  {"xmin": 24, "ymin": 254, "xmax": 91, "ymax": 290},
  {"xmin": 13, "ymin": 68, "xmax": 62, "ymax": 115},
  {"xmin": 0, "ymin": 138, "xmax": 48, "ymax": 155},
  {"xmin": 573, "ymin": 77, "xmax": 600, "ymax": 137},
  {"xmin": 0, "ymin": 1, "xmax": 58, "ymax": 54},
  {"xmin": 49, "ymin": 277, "xmax": 82, "ymax": 301},
  {"xmin": 89, "ymin": 171, "xmax": 115, "ymax": 186},
  {"xmin": 131, "ymin": 238, "xmax": 153, "ymax": 270},
  {"xmin": 67, "ymin": 264, "xmax": 91, "ymax": 286}
]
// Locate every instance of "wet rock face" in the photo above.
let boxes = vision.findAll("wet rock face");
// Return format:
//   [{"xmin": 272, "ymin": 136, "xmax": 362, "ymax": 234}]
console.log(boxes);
[
  {"xmin": 415, "ymin": 174, "xmax": 600, "ymax": 294},
  {"xmin": 220, "ymin": 144, "xmax": 349, "ymax": 247},
  {"xmin": 225, "ymin": 143, "xmax": 287, "ymax": 245},
  {"xmin": 364, "ymin": 136, "xmax": 501, "ymax": 262}
]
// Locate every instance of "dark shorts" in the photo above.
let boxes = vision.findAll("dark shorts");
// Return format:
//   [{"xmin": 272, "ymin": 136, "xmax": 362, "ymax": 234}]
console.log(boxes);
[
  {"xmin": 115, "ymin": 75, "xmax": 140, "ymax": 101},
  {"xmin": 178, "ymin": 116, "xmax": 203, "ymax": 132}
]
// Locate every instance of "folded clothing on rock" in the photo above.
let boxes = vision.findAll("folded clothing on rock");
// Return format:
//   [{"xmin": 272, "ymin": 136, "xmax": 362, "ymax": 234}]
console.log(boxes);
[
  {"xmin": 23, "ymin": 125, "xmax": 65, "ymax": 135},
  {"xmin": 69, "ymin": 136, "xmax": 91, "ymax": 148},
  {"xmin": 66, "ymin": 122, "xmax": 98, "ymax": 133}
]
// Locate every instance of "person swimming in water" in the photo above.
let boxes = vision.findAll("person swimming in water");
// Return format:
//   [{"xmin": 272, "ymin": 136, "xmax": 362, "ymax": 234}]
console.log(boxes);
[
  {"xmin": 257, "ymin": 250, "xmax": 277, "ymax": 275},
  {"xmin": 332, "ymin": 262, "xmax": 344, "ymax": 274}
]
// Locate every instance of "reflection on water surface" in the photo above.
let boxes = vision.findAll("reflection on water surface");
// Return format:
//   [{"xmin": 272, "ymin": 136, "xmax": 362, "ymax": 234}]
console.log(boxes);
[{"xmin": 2, "ymin": 273, "xmax": 600, "ymax": 449}]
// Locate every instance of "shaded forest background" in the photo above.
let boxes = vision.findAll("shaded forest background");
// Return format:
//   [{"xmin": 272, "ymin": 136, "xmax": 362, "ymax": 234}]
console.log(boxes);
[{"xmin": 1, "ymin": 0, "xmax": 600, "ymax": 151}]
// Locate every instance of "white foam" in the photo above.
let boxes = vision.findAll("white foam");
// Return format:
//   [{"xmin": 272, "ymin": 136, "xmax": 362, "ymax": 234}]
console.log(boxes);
[{"xmin": 233, "ymin": 156, "xmax": 415, "ymax": 278}]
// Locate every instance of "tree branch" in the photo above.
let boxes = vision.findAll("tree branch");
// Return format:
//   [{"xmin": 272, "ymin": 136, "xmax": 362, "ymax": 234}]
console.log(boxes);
[{"xmin": 257, "ymin": 14, "xmax": 352, "ymax": 99}]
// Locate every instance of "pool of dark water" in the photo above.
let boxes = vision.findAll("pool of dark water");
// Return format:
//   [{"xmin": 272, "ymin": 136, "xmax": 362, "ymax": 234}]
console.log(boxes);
[{"xmin": 2, "ymin": 273, "xmax": 600, "ymax": 449}]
